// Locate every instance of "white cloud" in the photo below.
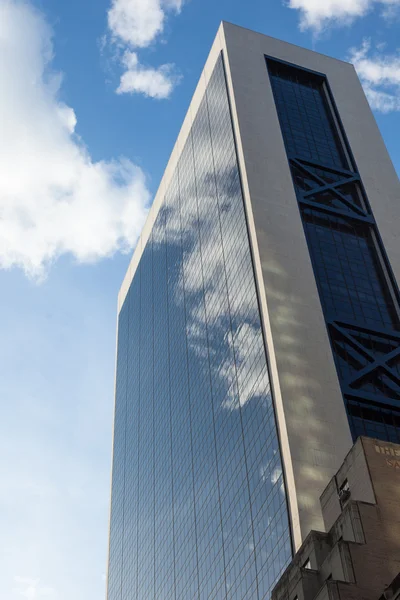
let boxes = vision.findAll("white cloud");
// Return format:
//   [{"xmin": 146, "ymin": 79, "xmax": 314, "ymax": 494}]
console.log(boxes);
[
  {"xmin": 107, "ymin": 0, "xmax": 184, "ymax": 97},
  {"xmin": 108, "ymin": 0, "xmax": 164, "ymax": 48},
  {"xmin": 0, "ymin": 0, "xmax": 150, "ymax": 278},
  {"xmin": 117, "ymin": 50, "xmax": 180, "ymax": 98},
  {"xmin": 107, "ymin": 0, "xmax": 182, "ymax": 48},
  {"xmin": 349, "ymin": 40, "xmax": 400, "ymax": 112},
  {"xmin": 288, "ymin": 0, "xmax": 400, "ymax": 31},
  {"xmin": 271, "ymin": 467, "xmax": 283, "ymax": 485},
  {"xmin": 220, "ymin": 323, "xmax": 271, "ymax": 411},
  {"xmin": 153, "ymin": 126, "xmax": 271, "ymax": 413}
]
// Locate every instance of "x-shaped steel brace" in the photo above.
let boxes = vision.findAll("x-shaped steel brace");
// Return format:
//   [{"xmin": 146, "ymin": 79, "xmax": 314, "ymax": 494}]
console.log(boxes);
[{"xmin": 330, "ymin": 321, "xmax": 400, "ymax": 396}]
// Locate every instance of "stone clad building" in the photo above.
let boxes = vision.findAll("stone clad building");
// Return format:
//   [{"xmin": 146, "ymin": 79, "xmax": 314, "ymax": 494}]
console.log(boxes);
[{"xmin": 272, "ymin": 437, "xmax": 400, "ymax": 600}]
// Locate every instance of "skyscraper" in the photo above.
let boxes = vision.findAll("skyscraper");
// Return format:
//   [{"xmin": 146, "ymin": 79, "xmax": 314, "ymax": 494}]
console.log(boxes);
[{"xmin": 107, "ymin": 22, "xmax": 400, "ymax": 600}]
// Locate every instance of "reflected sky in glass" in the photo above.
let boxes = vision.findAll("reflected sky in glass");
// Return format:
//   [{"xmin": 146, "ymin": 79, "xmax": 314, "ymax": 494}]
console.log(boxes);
[{"xmin": 108, "ymin": 55, "xmax": 292, "ymax": 600}]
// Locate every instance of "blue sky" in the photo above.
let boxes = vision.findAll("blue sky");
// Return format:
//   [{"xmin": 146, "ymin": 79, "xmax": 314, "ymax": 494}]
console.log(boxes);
[{"xmin": 0, "ymin": 0, "xmax": 399, "ymax": 598}]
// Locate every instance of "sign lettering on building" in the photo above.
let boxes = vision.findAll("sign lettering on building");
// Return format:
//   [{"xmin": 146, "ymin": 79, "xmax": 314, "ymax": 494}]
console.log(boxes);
[{"xmin": 375, "ymin": 444, "xmax": 400, "ymax": 469}]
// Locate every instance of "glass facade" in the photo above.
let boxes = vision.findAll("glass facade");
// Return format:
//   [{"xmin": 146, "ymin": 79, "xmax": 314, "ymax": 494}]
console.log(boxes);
[
  {"xmin": 107, "ymin": 55, "xmax": 292, "ymax": 600},
  {"xmin": 268, "ymin": 59, "xmax": 400, "ymax": 443}
]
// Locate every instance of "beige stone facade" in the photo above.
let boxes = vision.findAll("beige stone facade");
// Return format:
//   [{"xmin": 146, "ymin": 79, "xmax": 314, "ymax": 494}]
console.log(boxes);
[{"xmin": 272, "ymin": 437, "xmax": 400, "ymax": 600}]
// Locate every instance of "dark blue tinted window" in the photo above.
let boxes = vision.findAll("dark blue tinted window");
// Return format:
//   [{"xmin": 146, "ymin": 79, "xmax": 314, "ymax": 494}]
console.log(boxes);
[
  {"xmin": 348, "ymin": 401, "xmax": 400, "ymax": 443},
  {"xmin": 268, "ymin": 58, "xmax": 400, "ymax": 444},
  {"xmin": 108, "ymin": 55, "xmax": 292, "ymax": 600},
  {"xmin": 268, "ymin": 61, "xmax": 346, "ymax": 169},
  {"xmin": 302, "ymin": 209, "xmax": 398, "ymax": 329}
]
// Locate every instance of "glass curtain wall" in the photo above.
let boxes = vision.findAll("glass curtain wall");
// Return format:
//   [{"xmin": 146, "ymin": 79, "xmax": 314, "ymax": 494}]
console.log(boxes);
[{"xmin": 107, "ymin": 55, "xmax": 292, "ymax": 600}]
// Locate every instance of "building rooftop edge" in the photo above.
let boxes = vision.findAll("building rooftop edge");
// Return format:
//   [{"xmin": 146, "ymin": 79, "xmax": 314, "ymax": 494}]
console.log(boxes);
[
  {"xmin": 220, "ymin": 20, "xmax": 354, "ymax": 67},
  {"xmin": 117, "ymin": 21, "xmax": 356, "ymax": 314}
]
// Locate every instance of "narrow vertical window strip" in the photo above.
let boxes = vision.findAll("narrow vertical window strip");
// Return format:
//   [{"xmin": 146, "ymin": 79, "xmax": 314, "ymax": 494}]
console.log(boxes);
[{"xmin": 266, "ymin": 57, "xmax": 400, "ymax": 444}]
